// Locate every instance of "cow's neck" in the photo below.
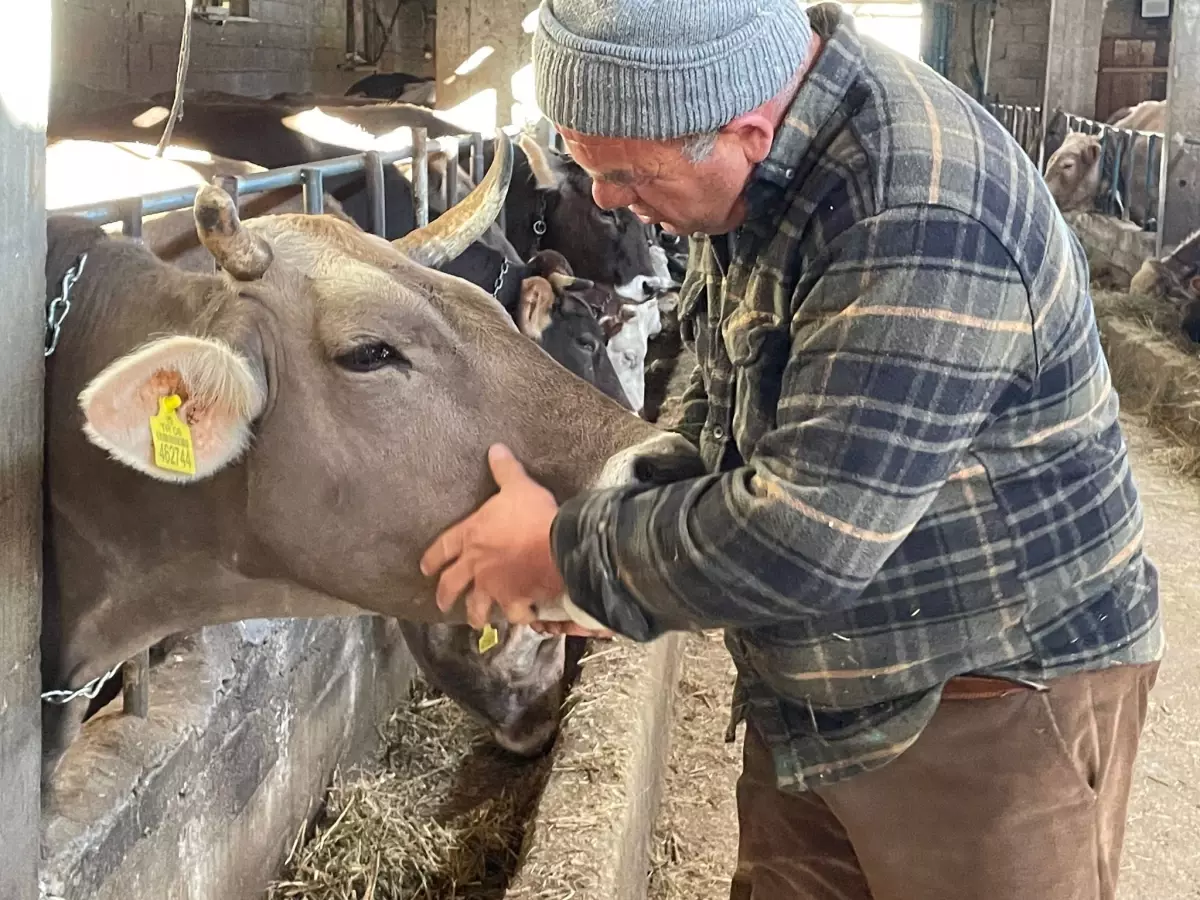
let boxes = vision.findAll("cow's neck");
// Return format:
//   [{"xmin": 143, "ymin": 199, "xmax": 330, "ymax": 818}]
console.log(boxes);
[{"xmin": 505, "ymin": 158, "xmax": 546, "ymax": 260}]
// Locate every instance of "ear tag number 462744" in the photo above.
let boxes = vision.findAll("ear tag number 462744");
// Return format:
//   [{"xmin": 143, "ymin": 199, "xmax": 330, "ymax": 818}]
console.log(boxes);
[{"xmin": 150, "ymin": 394, "xmax": 197, "ymax": 476}]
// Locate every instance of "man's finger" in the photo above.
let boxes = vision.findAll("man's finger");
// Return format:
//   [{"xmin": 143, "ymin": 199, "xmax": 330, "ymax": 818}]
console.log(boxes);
[
  {"xmin": 466, "ymin": 589, "xmax": 494, "ymax": 631},
  {"xmin": 434, "ymin": 558, "xmax": 474, "ymax": 613},
  {"xmin": 499, "ymin": 600, "xmax": 538, "ymax": 627},
  {"xmin": 420, "ymin": 521, "xmax": 465, "ymax": 577},
  {"xmin": 487, "ymin": 443, "xmax": 528, "ymax": 488}
]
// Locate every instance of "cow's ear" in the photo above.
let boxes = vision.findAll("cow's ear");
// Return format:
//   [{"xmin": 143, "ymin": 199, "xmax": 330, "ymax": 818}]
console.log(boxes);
[
  {"xmin": 517, "ymin": 133, "xmax": 562, "ymax": 190},
  {"xmin": 79, "ymin": 334, "xmax": 266, "ymax": 484},
  {"xmin": 519, "ymin": 276, "xmax": 556, "ymax": 340},
  {"xmin": 1081, "ymin": 139, "xmax": 1101, "ymax": 166}
]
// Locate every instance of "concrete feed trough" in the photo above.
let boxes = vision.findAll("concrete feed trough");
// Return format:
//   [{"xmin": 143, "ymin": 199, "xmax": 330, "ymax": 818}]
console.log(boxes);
[{"xmin": 40, "ymin": 618, "xmax": 684, "ymax": 900}]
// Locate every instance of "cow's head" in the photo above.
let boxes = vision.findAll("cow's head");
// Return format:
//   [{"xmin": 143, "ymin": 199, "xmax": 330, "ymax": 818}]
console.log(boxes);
[
  {"xmin": 75, "ymin": 132, "xmax": 697, "ymax": 625},
  {"xmin": 1044, "ymin": 133, "xmax": 1103, "ymax": 213},
  {"xmin": 1131, "ymin": 229, "xmax": 1200, "ymax": 346},
  {"xmin": 517, "ymin": 249, "xmax": 629, "ymax": 408},
  {"xmin": 516, "ymin": 134, "xmax": 673, "ymax": 301},
  {"xmin": 399, "ymin": 620, "xmax": 569, "ymax": 757}
]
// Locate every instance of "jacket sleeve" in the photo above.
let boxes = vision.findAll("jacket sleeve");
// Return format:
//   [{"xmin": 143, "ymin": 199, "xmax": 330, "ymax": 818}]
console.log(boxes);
[
  {"xmin": 664, "ymin": 359, "xmax": 708, "ymax": 448},
  {"xmin": 549, "ymin": 208, "xmax": 1037, "ymax": 641}
]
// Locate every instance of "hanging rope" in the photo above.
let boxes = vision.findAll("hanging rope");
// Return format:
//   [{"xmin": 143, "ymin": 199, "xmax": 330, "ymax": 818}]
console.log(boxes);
[{"xmin": 156, "ymin": 0, "xmax": 195, "ymax": 157}]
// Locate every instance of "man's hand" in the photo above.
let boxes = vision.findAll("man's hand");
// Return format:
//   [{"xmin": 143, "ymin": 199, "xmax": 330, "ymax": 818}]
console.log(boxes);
[{"xmin": 420, "ymin": 444, "xmax": 567, "ymax": 630}]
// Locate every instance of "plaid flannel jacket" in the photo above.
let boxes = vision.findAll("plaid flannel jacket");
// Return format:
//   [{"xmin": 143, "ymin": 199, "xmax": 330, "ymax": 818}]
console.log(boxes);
[{"xmin": 550, "ymin": 7, "xmax": 1163, "ymax": 791}]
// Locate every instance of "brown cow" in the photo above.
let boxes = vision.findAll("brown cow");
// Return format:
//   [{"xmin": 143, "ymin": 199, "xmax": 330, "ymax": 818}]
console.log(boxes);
[
  {"xmin": 42, "ymin": 135, "xmax": 699, "ymax": 776},
  {"xmin": 44, "ymin": 139, "xmax": 628, "ymax": 764},
  {"xmin": 1112, "ymin": 99, "xmax": 1167, "ymax": 133}
]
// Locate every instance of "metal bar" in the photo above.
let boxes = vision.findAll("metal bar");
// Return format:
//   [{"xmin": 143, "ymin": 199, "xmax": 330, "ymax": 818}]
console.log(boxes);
[
  {"xmin": 470, "ymin": 132, "xmax": 485, "ymax": 185},
  {"xmin": 412, "ymin": 128, "xmax": 429, "ymax": 229},
  {"xmin": 122, "ymin": 650, "xmax": 150, "ymax": 718},
  {"xmin": 444, "ymin": 137, "xmax": 459, "ymax": 208},
  {"xmin": 301, "ymin": 167, "xmax": 325, "ymax": 215},
  {"xmin": 1146, "ymin": 133, "xmax": 1161, "ymax": 230},
  {"xmin": 1110, "ymin": 135, "xmax": 1126, "ymax": 219},
  {"xmin": 364, "ymin": 150, "xmax": 386, "ymax": 236},
  {"xmin": 120, "ymin": 198, "xmax": 143, "ymax": 241},
  {"xmin": 50, "ymin": 148, "xmax": 418, "ymax": 225},
  {"xmin": 1099, "ymin": 66, "xmax": 1170, "ymax": 75}
]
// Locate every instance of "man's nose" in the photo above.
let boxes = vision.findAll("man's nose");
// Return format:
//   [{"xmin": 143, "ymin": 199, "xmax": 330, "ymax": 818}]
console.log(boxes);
[{"xmin": 592, "ymin": 180, "xmax": 635, "ymax": 210}]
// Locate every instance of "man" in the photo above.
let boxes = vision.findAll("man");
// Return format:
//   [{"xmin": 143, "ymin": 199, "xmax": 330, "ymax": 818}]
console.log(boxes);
[{"xmin": 421, "ymin": 2, "xmax": 1164, "ymax": 897}]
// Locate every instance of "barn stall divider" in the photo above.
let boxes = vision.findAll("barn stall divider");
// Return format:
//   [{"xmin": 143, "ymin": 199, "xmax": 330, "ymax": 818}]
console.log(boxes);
[{"xmin": 40, "ymin": 128, "xmax": 685, "ymax": 900}]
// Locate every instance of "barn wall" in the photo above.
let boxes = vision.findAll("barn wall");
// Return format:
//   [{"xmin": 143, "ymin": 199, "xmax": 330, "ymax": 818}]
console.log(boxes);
[
  {"xmin": 946, "ymin": 0, "xmax": 1050, "ymax": 107},
  {"xmin": 0, "ymin": 5, "xmax": 49, "ymax": 898},
  {"xmin": 51, "ymin": 0, "xmax": 436, "ymax": 115}
]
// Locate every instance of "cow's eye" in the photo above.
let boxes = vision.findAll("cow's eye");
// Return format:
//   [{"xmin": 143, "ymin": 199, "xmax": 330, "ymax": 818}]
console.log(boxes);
[
  {"xmin": 336, "ymin": 342, "xmax": 410, "ymax": 373},
  {"xmin": 575, "ymin": 335, "xmax": 600, "ymax": 353}
]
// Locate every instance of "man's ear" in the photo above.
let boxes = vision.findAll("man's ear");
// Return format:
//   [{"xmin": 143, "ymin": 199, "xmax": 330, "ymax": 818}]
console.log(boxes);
[
  {"xmin": 723, "ymin": 111, "xmax": 776, "ymax": 166},
  {"xmin": 79, "ymin": 334, "xmax": 266, "ymax": 483}
]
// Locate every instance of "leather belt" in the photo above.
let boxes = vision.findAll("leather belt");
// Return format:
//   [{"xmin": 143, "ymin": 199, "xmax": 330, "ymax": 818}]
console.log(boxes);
[{"xmin": 941, "ymin": 675, "xmax": 1040, "ymax": 701}]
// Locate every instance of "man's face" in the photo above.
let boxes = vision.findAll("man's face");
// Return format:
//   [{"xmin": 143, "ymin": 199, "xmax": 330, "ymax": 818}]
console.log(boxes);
[{"xmin": 559, "ymin": 128, "xmax": 766, "ymax": 237}]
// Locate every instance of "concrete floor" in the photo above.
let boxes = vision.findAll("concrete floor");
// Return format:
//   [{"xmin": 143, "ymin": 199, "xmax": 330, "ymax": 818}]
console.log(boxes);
[{"xmin": 649, "ymin": 414, "xmax": 1200, "ymax": 899}]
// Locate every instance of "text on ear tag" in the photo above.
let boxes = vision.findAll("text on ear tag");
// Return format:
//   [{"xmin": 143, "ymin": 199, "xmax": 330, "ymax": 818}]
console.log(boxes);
[
  {"xmin": 150, "ymin": 394, "xmax": 197, "ymax": 476},
  {"xmin": 478, "ymin": 624, "xmax": 499, "ymax": 654}
]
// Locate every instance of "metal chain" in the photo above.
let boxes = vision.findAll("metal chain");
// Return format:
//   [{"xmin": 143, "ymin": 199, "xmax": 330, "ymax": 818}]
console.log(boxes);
[
  {"xmin": 41, "ymin": 662, "xmax": 122, "ymax": 705},
  {"xmin": 531, "ymin": 193, "xmax": 548, "ymax": 251},
  {"xmin": 492, "ymin": 258, "xmax": 510, "ymax": 298},
  {"xmin": 45, "ymin": 252, "xmax": 88, "ymax": 358}
]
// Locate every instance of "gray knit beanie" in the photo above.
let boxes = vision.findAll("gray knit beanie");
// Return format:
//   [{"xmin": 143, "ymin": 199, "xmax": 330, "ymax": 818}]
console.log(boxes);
[{"xmin": 532, "ymin": 0, "xmax": 814, "ymax": 140}]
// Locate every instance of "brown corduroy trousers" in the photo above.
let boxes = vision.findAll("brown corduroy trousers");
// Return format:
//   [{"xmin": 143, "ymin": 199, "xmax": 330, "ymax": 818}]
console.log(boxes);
[{"xmin": 729, "ymin": 663, "xmax": 1159, "ymax": 900}]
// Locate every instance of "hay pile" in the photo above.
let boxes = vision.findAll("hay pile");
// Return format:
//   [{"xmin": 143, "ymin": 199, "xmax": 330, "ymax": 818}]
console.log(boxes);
[
  {"xmin": 1092, "ymin": 290, "xmax": 1196, "ymax": 355},
  {"xmin": 268, "ymin": 681, "xmax": 551, "ymax": 900},
  {"xmin": 1092, "ymin": 289, "xmax": 1200, "ymax": 476}
]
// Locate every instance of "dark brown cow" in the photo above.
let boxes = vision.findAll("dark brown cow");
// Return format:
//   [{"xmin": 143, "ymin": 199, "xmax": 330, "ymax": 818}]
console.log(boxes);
[{"xmin": 1130, "ymin": 229, "xmax": 1200, "ymax": 342}]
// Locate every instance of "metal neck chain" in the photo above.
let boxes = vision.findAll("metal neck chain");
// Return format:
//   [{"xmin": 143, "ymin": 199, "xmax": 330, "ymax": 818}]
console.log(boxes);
[
  {"xmin": 41, "ymin": 661, "xmax": 122, "ymax": 705},
  {"xmin": 492, "ymin": 258, "xmax": 511, "ymax": 298},
  {"xmin": 45, "ymin": 252, "xmax": 88, "ymax": 358},
  {"xmin": 531, "ymin": 193, "xmax": 547, "ymax": 251}
]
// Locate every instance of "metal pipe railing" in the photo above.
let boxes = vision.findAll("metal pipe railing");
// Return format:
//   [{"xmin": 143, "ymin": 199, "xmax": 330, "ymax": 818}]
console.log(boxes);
[
  {"xmin": 988, "ymin": 102, "xmax": 1044, "ymax": 163},
  {"xmin": 44, "ymin": 124, "xmax": 485, "ymax": 721}
]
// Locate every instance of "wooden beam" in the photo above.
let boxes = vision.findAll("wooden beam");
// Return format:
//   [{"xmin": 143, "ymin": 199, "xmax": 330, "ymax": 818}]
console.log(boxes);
[
  {"xmin": 0, "ymin": 4, "xmax": 50, "ymax": 899},
  {"xmin": 1042, "ymin": 0, "xmax": 1107, "ymax": 118},
  {"xmin": 1158, "ymin": 2, "xmax": 1200, "ymax": 252},
  {"xmin": 435, "ymin": 0, "xmax": 535, "ymax": 129}
]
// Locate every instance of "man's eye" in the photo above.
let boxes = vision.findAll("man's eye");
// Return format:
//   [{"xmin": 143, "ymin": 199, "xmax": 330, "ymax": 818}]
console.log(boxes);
[{"xmin": 335, "ymin": 342, "xmax": 410, "ymax": 373}]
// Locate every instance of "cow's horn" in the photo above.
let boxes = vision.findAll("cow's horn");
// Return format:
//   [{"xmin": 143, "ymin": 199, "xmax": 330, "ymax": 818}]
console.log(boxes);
[
  {"xmin": 547, "ymin": 271, "xmax": 594, "ymax": 293},
  {"xmin": 392, "ymin": 129, "xmax": 513, "ymax": 268},
  {"xmin": 193, "ymin": 183, "xmax": 274, "ymax": 281}
]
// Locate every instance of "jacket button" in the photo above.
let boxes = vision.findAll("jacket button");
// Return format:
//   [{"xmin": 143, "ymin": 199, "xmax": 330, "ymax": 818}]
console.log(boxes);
[{"xmin": 712, "ymin": 425, "xmax": 725, "ymax": 440}]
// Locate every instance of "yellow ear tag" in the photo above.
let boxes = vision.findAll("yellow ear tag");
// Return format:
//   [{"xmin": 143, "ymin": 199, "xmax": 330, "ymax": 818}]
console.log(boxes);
[
  {"xmin": 477, "ymin": 624, "xmax": 499, "ymax": 654},
  {"xmin": 149, "ymin": 394, "xmax": 197, "ymax": 476}
]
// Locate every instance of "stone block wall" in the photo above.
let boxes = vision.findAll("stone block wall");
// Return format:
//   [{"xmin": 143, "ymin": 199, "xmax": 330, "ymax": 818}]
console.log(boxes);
[
  {"xmin": 948, "ymin": 0, "xmax": 1049, "ymax": 107},
  {"xmin": 51, "ymin": 0, "xmax": 436, "ymax": 116}
]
